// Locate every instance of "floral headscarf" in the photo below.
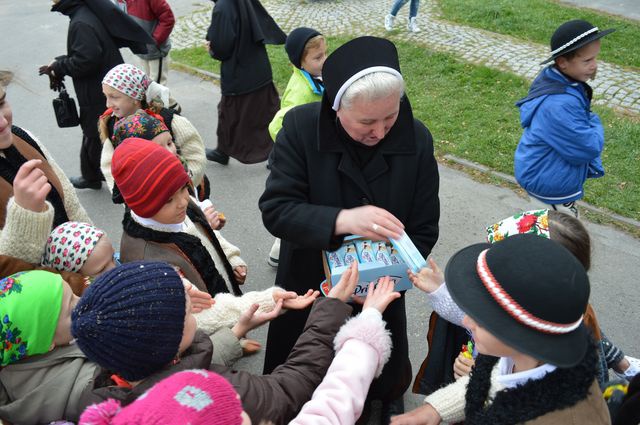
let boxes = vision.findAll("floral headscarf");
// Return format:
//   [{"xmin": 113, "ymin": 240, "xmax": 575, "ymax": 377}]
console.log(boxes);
[
  {"xmin": 486, "ymin": 209, "xmax": 550, "ymax": 243},
  {"xmin": 42, "ymin": 222, "xmax": 105, "ymax": 273},
  {"xmin": 1, "ymin": 271, "xmax": 63, "ymax": 366},
  {"xmin": 112, "ymin": 110, "xmax": 169, "ymax": 147},
  {"xmin": 102, "ymin": 63, "xmax": 170, "ymax": 106}
]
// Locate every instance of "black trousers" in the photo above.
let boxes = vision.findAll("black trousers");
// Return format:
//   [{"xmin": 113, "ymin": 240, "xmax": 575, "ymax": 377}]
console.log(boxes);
[{"xmin": 78, "ymin": 104, "xmax": 104, "ymax": 182}]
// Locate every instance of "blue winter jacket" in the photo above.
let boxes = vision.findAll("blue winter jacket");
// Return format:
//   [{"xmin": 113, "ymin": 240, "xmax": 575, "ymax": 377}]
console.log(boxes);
[{"xmin": 514, "ymin": 66, "xmax": 605, "ymax": 204}]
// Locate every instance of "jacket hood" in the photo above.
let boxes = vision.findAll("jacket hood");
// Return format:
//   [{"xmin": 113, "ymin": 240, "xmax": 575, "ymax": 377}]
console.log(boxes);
[
  {"xmin": 516, "ymin": 66, "xmax": 570, "ymax": 128},
  {"xmin": 51, "ymin": 0, "xmax": 83, "ymax": 15}
]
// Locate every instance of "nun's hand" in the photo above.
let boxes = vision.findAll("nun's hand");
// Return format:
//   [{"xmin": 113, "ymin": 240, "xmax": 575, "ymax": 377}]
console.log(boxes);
[
  {"xmin": 335, "ymin": 205, "xmax": 404, "ymax": 241},
  {"xmin": 13, "ymin": 160, "xmax": 51, "ymax": 213}
]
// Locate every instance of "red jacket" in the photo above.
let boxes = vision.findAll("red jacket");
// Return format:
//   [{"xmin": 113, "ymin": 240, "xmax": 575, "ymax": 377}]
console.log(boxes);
[{"xmin": 117, "ymin": 0, "xmax": 174, "ymax": 45}]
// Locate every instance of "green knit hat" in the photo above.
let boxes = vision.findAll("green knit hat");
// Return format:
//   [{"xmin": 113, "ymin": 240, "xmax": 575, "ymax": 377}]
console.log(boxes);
[{"xmin": 1, "ymin": 271, "xmax": 63, "ymax": 366}]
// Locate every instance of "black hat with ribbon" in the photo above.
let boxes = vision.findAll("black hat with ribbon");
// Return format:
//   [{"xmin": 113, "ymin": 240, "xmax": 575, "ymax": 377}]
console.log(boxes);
[
  {"xmin": 445, "ymin": 234, "xmax": 591, "ymax": 367},
  {"xmin": 541, "ymin": 19, "xmax": 615, "ymax": 64}
]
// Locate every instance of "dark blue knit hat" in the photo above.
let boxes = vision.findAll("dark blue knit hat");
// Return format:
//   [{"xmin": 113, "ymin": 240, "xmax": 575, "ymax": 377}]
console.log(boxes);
[{"xmin": 71, "ymin": 261, "xmax": 186, "ymax": 381}]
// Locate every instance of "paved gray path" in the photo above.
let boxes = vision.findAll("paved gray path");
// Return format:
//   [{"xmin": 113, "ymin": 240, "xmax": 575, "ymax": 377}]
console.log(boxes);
[
  {"xmin": 174, "ymin": 0, "xmax": 640, "ymax": 114},
  {"xmin": 561, "ymin": 0, "xmax": 640, "ymax": 21}
]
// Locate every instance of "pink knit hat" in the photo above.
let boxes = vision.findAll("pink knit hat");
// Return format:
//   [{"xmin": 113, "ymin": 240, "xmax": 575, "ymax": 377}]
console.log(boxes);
[{"xmin": 79, "ymin": 369, "xmax": 244, "ymax": 425}]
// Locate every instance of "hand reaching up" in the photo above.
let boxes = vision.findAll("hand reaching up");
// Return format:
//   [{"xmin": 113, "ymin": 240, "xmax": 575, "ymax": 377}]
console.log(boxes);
[
  {"xmin": 13, "ymin": 159, "xmax": 51, "ymax": 213},
  {"xmin": 274, "ymin": 289, "xmax": 320, "ymax": 310},
  {"xmin": 327, "ymin": 261, "xmax": 359, "ymax": 302},
  {"xmin": 408, "ymin": 257, "xmax": 444, "ymax": 294},
  {"xmin": 182, "ymin": 279, "xmax": 214, "ymax": 313},
  {"xmin": 232, "ymin": 300, "xmax": 283, "ymax": 339},
  {"xmin": 362, "ymin": 276, "xmax": 401, "ymax": 314}
]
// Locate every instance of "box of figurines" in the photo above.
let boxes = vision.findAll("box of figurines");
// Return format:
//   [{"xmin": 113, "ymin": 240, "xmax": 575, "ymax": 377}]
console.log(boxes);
[{"xmin": 321, "ymin": 231, "xmax": 427, "ymax": 296}]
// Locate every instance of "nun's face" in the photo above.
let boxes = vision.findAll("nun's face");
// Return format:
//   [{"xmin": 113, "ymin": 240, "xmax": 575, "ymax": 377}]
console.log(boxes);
[{"xmin": 336, "ymin": 92, "xmax": 401, "ymax": 146}]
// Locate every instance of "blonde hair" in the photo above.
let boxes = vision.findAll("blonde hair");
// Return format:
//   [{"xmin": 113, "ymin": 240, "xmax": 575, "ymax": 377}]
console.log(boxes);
[{"xmin": 302, "ymin": 35, "xmax": 326, "ymax": 61}]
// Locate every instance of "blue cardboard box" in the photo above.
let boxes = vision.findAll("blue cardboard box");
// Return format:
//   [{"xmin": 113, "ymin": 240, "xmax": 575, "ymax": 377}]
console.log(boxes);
[{"xmin": 321, "ymin": 233, "xmax": 426, "ymax": 296}]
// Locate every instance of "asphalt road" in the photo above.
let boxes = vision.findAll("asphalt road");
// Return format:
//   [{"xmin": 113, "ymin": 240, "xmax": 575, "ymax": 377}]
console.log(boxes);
[{"xmin": 1, "ymin": 0, "xmax": 639, "ymax": 419}]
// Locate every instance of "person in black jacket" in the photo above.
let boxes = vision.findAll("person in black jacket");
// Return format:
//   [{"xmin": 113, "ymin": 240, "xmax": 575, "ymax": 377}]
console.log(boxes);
[
  {"xmin": 40, "ymin": 0, "xmax": 124, "ymax": 190},
  {"xmin": 259, "ymin": 36, "xmax": 440, "ymax": 422},
  {"xmin": 205, "ymin": 0, "xmax": 285, "ymax": 165}
]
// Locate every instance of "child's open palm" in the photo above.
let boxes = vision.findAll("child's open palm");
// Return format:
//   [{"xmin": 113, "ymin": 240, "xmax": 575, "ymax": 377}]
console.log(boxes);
[
  {"xmin": 408, "ymin": 257, "xmax": 444, "ymax": 294},
  {"xmin": 274, "ymin": 289, "xmax": 320, "ymax": 310}
]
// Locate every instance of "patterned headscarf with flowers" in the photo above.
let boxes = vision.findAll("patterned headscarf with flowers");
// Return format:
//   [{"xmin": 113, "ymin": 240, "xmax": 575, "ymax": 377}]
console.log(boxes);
[
  {"xmin": 112, "ymin": 110, "xmax": 170, "ymax": 148},
  {"xmin": 486, "ymin": 209, "xmax": 550, "ymax": 243},
  {"xmin": 1, "ymin": 271, "xmax": 63, "ymax": 366},
  {"xmin": 102, "ymin": 63, "xmax": 170, "ymax": 106},
  {"xmin": 41, "ymin": 222, "xmax": 105, "ymax": 273}
]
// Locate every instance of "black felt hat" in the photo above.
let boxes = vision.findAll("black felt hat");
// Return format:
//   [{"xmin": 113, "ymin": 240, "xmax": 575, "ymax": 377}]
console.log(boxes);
[
  {"xmin": 445, "ymin": 234, "xmax": 591, "ymax": 367},
  {"xmin": 322, "ymin": 36, "xmax": 402, "ymax": 111},
  {"xmin": 541, "ymin": 19, "xmax": 615, "ymax": 64},
  {"xmin": 286, "ymin": 27, "xmax": 322, "ymax": 69}
]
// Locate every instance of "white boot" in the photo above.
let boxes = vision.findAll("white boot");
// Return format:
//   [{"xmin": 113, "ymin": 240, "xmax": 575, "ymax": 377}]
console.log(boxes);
[
  {"xmin": 384, "ymin": 14, "xmax": 395, "ymax": 31},
  {"xmin": 408, "ymin": 17, "xmax": 420, "ymax": 32}
]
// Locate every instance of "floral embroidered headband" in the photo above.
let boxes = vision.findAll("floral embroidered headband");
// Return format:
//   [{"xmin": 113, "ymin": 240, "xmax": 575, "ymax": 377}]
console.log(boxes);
[
  {"xmin": 486, "ymin": 209, "xmax": 550, "ymax": 244},
  {"xmin": 1, "ymin": 271, "xmax": 63, "ymax": 366}
]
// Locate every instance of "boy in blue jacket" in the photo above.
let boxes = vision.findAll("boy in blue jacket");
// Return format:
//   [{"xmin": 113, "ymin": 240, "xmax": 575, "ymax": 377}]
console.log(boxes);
[{"xmin": 514, "ymin": 20, "xmax": 615, "ymax": 217}]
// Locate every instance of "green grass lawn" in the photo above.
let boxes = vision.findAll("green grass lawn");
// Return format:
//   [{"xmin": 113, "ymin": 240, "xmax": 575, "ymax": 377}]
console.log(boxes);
[
  {"xmin": 171, "ymin": 36, "xmax": 640, "ymax": 220},
  {"xmin": 436, "ymin": 0, "xmax": 640, "ymax": 69}
]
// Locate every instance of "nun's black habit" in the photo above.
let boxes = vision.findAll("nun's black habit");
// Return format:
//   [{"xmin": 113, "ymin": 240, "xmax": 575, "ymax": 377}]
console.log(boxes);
[
  {"xmin": 206, "ymin": 0, "xmax": 285, "ymax": 164},
  {"xmin": 259, "ymin": 37, "xmax": 440, "ymax": 405}
]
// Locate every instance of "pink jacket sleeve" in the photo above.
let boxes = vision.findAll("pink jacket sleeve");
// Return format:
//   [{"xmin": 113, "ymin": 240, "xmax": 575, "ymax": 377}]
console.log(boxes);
[{"xmin": 290, "ymin": 308, "xmax": 392, "ymax": 425}]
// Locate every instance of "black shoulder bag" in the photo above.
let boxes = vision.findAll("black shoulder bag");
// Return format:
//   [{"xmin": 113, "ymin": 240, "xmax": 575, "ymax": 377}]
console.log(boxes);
[{"xmin": 52, "ymin": 81, "xmax": 80, "ymax": 128}]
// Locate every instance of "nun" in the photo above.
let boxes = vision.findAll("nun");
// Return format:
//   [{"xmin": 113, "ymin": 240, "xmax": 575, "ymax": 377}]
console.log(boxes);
[
  {"xmin": 205, "ymin": 0, "xmax": 286, "ymax": 165},
  {"xmin": 259, "ymin": 36, "xmax": 440, "ymax": 420}
]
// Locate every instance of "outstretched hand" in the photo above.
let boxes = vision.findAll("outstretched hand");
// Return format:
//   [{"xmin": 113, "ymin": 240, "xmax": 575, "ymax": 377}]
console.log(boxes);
[
  {"xmin": 232, "ymin": 300, "xmax": 283, "ymax": 338},
  {"xmin": 274, "ymin": 289, "xmax": 320, "ymax": 310},
  {"xmin": 408, "ymin": 257, "xmax": 444, "ymax": 294},
  {"xmin": 389, "ymin": 404, "xmax": 442, "ymax": 425},
  {"xmin": 13, "ymin": 159, "xmax": 51, "ymax": 213},
  {"xmin": 361, "ymin": 276, "xmax": 401, "ymax": 313},
  {"xmin": 327, "ymin": 261, "xmax": 359, "ymax": 302},
  {"xmin": 183, "ymin": 280, "xmax": 214, "ymax": 313}
]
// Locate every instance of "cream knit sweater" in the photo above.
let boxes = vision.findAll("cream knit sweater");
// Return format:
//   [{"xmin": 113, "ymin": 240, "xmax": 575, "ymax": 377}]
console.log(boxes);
[
  {"xmin": 100, "ymin": 113, "xmax": 207, "ymax": 190},
  {"xmin": 0, "ymin": 131, "xmax": 91, "ymax": 264},
  {"xmin": 195, "ymin": 286, "xmax": 282, "ymax": 335},
  {"xmin": 424, "ymin": 365, "xmax": 501, "ymax": 424}
]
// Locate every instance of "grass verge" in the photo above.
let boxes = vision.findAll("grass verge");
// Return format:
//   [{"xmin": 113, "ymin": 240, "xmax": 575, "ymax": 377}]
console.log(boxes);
[
  {"xmin": 171, "ymin": 36, "xmax": 640, "ymax": 221},
  {"xmin": 435, "ymin": 0, "xmax": 640, "ymax": 69}
]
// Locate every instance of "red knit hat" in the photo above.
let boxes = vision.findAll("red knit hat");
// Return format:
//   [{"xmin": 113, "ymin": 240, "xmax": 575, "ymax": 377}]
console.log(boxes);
[{"xmin": 111, "ymin": 138, "xmax": 190, "ymax": 218}]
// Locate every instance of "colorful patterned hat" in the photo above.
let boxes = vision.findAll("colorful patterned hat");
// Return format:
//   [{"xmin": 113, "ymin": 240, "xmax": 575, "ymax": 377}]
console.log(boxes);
[
  {"xmin": 42, "ymin": 222, "xmax": 105, "ymax": 273},
  {"xmin": 102, "ymin": 64, "xmax": 151, "ymax": 101},
  {"xmin": 102, "ymin": 63, "xmax": 170, "ymax": 106},
  {"xmin": 1, "ymin": 271, "xmax": 63, "ymax": 366},
  {"xmin": 112, "ymin": 110, "xmax": 169, "ymax": 147},
  {"xmin": 486, "ymin": 209, "xmax": 549, "ymax": 244},
  {"xmin": 79, "ymin": 370, "xmax": 244, "ymax": 425}
]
